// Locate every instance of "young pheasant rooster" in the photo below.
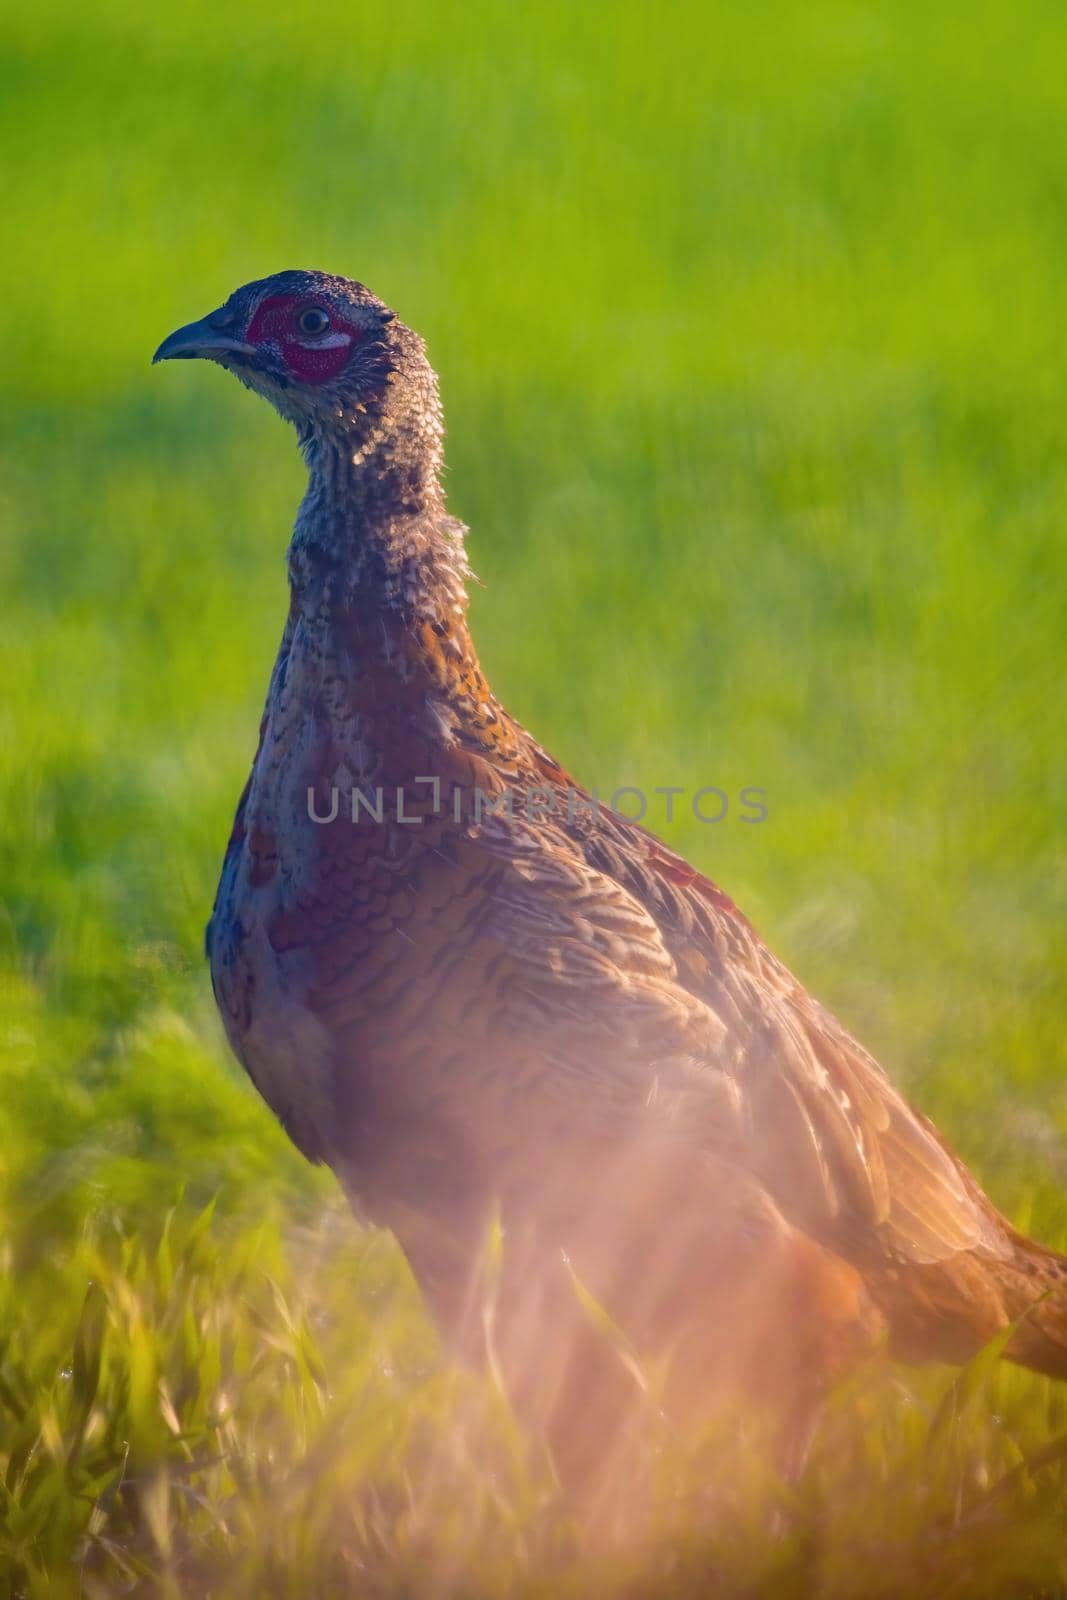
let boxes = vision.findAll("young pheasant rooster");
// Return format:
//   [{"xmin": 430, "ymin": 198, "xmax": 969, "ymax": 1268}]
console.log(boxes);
[{"xmin": 155, "ymin": 271, "xmax": 1067, "ymax": 1493}]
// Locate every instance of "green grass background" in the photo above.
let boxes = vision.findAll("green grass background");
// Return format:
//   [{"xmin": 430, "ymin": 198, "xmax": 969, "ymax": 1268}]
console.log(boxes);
[{"xmin": 2, "ymin": 0, "xmax": 1067, "ymax": 1593}]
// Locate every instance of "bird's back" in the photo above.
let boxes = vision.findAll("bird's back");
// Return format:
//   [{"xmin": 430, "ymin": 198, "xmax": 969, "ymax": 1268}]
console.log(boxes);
[{"xmin": 208, "ymin": 573, "xmax": 1067, "ymax": 1401}]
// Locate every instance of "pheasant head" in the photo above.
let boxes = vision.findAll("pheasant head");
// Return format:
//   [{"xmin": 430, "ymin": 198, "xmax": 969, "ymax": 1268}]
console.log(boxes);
[
  {"xmin": 154, "ymin": 270, "xmax": 446, "ymax": 523},
  {"xmin": 154, "ymin": 270, "xmax": 468, "ymax": 616}
]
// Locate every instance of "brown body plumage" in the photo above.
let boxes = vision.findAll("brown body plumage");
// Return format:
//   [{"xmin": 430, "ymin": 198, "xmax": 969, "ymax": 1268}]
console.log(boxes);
[{"xmin": 156, "ymin": 271, "xmax": 1067, "ymax": 1493}]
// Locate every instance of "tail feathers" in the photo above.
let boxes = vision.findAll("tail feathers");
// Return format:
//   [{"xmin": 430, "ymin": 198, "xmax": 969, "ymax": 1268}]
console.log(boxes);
[
  {"xmin": 996, "ymin": 1230, "xmax": 1067, "ymax": 1380},
  {"xmin": 876, "ymin": 1228, "xmax": 1067, "ymax": 1381}
]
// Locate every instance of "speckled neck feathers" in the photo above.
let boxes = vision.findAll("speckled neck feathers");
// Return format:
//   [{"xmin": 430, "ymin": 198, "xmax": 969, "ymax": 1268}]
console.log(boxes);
[{"xmin": 288, "ymin": 323, "xmax": 471, "ymax": 626}]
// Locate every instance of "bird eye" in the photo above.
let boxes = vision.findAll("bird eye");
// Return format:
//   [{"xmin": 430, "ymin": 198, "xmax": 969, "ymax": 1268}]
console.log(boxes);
[{"xmin": 296, "ymin": 306, "xmax": 331, "ymax": 337}]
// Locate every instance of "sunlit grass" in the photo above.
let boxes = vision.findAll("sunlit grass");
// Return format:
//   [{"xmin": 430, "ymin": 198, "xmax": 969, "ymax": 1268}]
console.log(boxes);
[
  {"xmin": 3, "ymin": 1197, "xmax": 1067, "ymax": 1597},
  {"xmin": 1, "ymin": 0, "xmax": 1066, "ymax": 1591}
]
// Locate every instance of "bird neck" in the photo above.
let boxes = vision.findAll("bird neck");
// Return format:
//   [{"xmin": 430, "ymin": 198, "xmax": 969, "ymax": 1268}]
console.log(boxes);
[
  {"xmin": 287, "ymin": 375, "xmax": 472, "ymax": 629},
  {"xmin": 280, "ymin": 385, "xmax": 531, "ymax": 783}
]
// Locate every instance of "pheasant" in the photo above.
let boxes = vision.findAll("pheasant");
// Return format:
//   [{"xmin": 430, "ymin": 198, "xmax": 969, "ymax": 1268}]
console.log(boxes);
[{"xmin": 155, "ymin": 271, "xmax": 1067, "ymax": 1494}]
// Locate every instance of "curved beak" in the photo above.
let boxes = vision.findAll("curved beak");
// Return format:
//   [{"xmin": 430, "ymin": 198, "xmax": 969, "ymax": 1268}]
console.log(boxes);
[{"xmin": 152, "ymin": 312, "xmax": 256, "ymax": 364}]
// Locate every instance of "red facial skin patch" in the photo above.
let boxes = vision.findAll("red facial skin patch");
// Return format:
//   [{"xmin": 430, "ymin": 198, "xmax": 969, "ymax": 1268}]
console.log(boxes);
[{"xmin": 245, "ymin": 293, "xmax": 362, "ymax": 384}]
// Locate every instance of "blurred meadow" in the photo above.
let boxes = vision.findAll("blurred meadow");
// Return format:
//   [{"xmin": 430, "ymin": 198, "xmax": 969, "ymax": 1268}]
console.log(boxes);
[{"xmin": 2, "ymin": 0, "xmax": 1067, "ymax": 1592}]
